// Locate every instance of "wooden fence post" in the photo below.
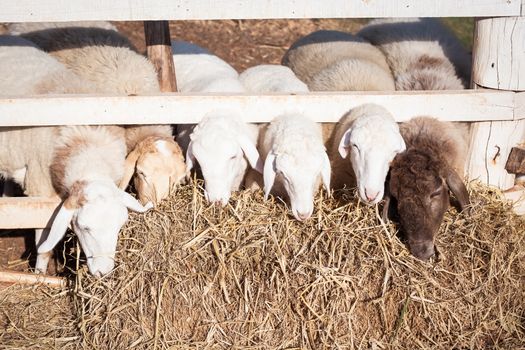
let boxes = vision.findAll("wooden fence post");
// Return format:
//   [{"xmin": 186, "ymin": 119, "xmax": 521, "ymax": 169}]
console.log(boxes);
[
  {"xmin": 466, "ymin": 16, "xmax": 525, "ymax": 189},
  {"xmin": 144, "ymin": 20, "xmax": 178, "ymax": 92}
]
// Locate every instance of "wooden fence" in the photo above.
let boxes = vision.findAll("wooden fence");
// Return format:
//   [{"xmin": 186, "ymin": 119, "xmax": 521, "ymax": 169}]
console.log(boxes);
[{"xmin": 0, "ymin": 0, "xmax": 524, "ymax": 228}]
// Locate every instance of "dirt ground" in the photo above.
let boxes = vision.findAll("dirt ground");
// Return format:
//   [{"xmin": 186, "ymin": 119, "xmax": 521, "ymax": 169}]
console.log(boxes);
[{"xmin": 0, "ymin": 18, "xmax": 473, "ymax": 275}]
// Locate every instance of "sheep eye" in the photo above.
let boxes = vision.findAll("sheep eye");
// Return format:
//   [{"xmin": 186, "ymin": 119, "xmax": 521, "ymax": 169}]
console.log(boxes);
[
  {"xmin": 230, "ymin": 155, "xmax": 237, "ymax": 160},
  {"xmin": 430, "ymin": 188, "xmax": 442, "ymax": 198},
  {"xmin": 352, "ymin": 144, "xmax": 360, "ymax": 151}
]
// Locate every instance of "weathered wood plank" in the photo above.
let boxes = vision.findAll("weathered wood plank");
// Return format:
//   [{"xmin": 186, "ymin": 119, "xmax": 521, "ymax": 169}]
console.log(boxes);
[
  {"xmin": 505, "ymin": 146, "xmax": 525, "ymax": 174},
  {"xmin": 0, "ymin": 197, "xmax": 61, "ymax": 229},
  {"xmin": 144, "ymin": 20, "xmax": 177, "ymax": 92},
  {"xmin": 466, "ymin": 120, "xmax": 525, "ymax": 189},
  {"xmin": 0, "ymin": 0, "xmax": 520, "ymax": 22},
  {"xmin": 0, "ymin": 90, "xmax": 518, "ymax": 126},
  {"xmin": 0, "ymin": 269, "xmax": 66, "ymax": 287},
  {"xmin": 472, "ymin": 16, "xmax": 525, "ymax": 91}
]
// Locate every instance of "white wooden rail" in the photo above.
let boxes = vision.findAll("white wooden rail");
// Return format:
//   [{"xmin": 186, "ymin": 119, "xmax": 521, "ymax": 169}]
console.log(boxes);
[
  {"xmin": 0, "ymin": 90, "xmax": 520, "ymax": 126},
  {"xmin": 0, "ymin": 0, "xmax": 521, "ymax": 22}
]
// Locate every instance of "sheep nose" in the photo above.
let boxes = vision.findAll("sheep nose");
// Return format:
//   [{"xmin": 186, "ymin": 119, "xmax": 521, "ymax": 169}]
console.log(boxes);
[
  {"xmin": 296, "ymin": 211, "xmax": 311, "ymax": 221},
  {"xmin": 365, "ymin": 189, "xmax": 380, "ymax": 202}
]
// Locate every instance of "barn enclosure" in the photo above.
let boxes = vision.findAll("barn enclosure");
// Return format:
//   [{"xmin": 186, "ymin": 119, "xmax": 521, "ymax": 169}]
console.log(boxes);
[{"xmin": 0, "ymin": 0, "xmax": 524, "ymax": 349}]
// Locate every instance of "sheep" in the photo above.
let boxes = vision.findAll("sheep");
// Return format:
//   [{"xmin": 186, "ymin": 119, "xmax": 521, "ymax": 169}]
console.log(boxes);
[
  {"xmin": 171, "ymin": 40, "xmax": 246, "ymax": 155},
  {"xmin": 10, "ymin": 24, "xmax": 186, "ymax": 205},
  {"xmin": 171, "ymin": 40, "xmax": 245, "ymax": 93},
  {"xmin": 185, "ymin": 111, "xmax": 262, "ymax": 206},
  {"xmin": 170, "ymin": 41, "xmax": 262, "ymax": 205},
  {"xmin": 326, "ymin": 104, "xmax": 406, "ymax": 204},
  {"xmin": 239, "ymin": 64, "xmax": 309, "ymax": 93},
  {"xmin": 385, "ymin": 117, "xmax": 470, "ymax": 260},
  {"xmin": 357, "ymin": 18, "xmax": 472, "ymax": 90},
  {"xmin": 258, "ymin": 114, "xmax": 331, "ymax": 221},
  {"xmin": 0, "ymin": 35, "xmax": 152, "ymax": 276},
  {"xmin": 282, "ymin": 30, "xmax": 395, "ymax": 91}
]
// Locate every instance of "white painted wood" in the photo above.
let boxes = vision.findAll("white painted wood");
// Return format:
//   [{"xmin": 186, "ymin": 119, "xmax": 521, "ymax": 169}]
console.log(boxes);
[
  {"xmin": 472, "ymin": 17, "xmax": 525, "ymax": 91},
  {"xmin": 516, "ymin": 92, "xmax": 525, "ymax": 119},
  {"xmin": 0, "ymin": 90, "xmax": 518, "ymax": 126},
  {"xmin": 468, "ymin": 17, "xmax": 525, "ymax": 189},
  {"xmin": 0, "ymin": 0, "xmax": 519, "ymax": 22},
  {"xmin": 466, "ymin": 119, "xmax": 525, "ymax": 189},
  {"xmin": 0, "ymin": 197, "xmax": 60, "ymax": 229}
]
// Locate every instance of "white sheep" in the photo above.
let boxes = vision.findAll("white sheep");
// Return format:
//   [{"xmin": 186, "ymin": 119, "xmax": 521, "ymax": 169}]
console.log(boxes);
[
  {"xmin": 10, "ymin": 23, "xmax": 186, "ymax": 205},
  {"xmin": 327, "ymin": 104, "xmax": 406, "ymax": 205},
  {"xmin": 170, "ymin": 41, "xmax": 262, "ymax": 205},
  {"xmin": 259, "ymin": 114, "xmax": 331, "ymax": 221},
  {"xmin": 185, "ymin": 111, "xmax": 262, "ymax": 206},
  {"xmin": 357, "ymin": 18, "xmax": 472, "ymax": 90},
  {"xmin": 282, "ymin": 30, "xmax": 395, "ymax": 91},
  {"xmin": 171, "ymin": 40, "xmax": 245, "ymax": 93},
  {"xmin": 239, "ymin": 64, "xmax": 309, "ymax": 93},
  {"xmin": 0, "ymin": 35, "xmax": 152, "ymax": 276},
  {"xmin": 171, "ymin": 40, "xmax": 247, "ymax": 156}
]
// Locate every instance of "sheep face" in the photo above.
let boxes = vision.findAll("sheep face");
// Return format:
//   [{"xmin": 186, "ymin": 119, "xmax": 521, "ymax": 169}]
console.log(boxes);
[
  {"xmin": 338, "ymin": 115, "xmax": 405, "ymax": 205},
  {"xmin": 37, "ymin": 181, "xmax": 153, "ymax": 277},
  {"xmin": 186, "ymin": 131, "xmax": 261, "ymax": 206},
  {"xmin": 388, "ymin": 150, "xmax": 469, "ymax": 260},
  {"xmin": 264, "ymin": 151, "xmax": 330, "ymax": 221},
  {"xmin": 126, "ymin": 138, "xmax": 186, "ymax": 205}
]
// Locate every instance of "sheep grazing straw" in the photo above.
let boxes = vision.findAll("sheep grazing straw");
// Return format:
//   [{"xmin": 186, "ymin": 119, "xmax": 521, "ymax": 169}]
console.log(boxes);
[
  {"xmin": 386, "ymin": 116, "xmax": 470, "ymax": 260},
  {"xmin": 327, "ymin": 104, "xmax": 405, "ymax": 205},
  {"xmin": 0, "ymin": 35, "xmax": 152, "ymax": 276},
  {"xmin": 259, "ymin": 114, "xmax": 330, "ymax": 221},
  {"xmin": 10, "ymin": 23, "xmax": 186, "ymax": 206},
  {"xmin": 357, "ymin": 18, "xmax": 472, "ymax": 90},
  {"xmin": 282, "ymin": 30, "xmax": 395, "ymax": 91},
  {"xmin": 186, "ymin": 111, "xmax": 262, "ymax": 206}
]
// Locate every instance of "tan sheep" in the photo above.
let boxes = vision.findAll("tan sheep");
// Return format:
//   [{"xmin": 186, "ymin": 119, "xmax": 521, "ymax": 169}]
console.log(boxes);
[
  {"xmin": 282, "ymin": 30, "xmax": 395, "ymax": 91},
  {"xmin": 358, "ymin": 18, "xmax": 472, "ymax": 90}
]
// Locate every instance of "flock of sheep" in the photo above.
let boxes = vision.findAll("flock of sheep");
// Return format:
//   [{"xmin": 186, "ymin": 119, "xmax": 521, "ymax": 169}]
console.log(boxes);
[{"xmin": 0, "ymin": 18, "xmax": 472, "ymax": 277}]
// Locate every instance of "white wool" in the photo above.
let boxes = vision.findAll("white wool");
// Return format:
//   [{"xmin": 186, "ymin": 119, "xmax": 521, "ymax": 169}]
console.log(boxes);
[
  {"xmin": 239, "ymin": 64, "xmax": 309, "ymax": 93},
  {"xmin": 259, "ymin": 114, "xmax": 330, "ymax": 221},
  {"xmin": 282, "ymin": 30, "xmax": 395, "ymax": 91},
  {"xmin": 328, "ymin": 104, "xmax": 406, "ymax": 205}
]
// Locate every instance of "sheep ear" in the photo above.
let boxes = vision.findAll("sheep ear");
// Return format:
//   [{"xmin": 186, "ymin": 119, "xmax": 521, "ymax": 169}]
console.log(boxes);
[
  {"xmin": 119, "ymin": 147, "xmax": 141, "ymax": 190},
  {"xmin": 238, "ymin": 134, "xmax": 263, "ymax": 173},
  {"xmin": 338, "ymin": 128, "xmax": 353, "ymax": 159},
  {"xmin": 321, "ymin": 152, "xmax": 331, "ymax": 192},
  {"xmin": 185, "ymin": 141, "xmax": 196, "ymax": 172},
  {"xmin": 446, "ymin": 168, "xmax": 470, "ymax": 213},
  {"xmin": 119, "ymin": 189, "xmax": 154, "ymax": 212},
  {"xmin": 263, "ymin": 152, "xmax": 277, "ymax": 200},
  {"xmin": 37, "ymin": 201, "xmax": 74, "ymax": 254},
  {"xmin": 397, "ymin": 134, "xmax": 407, "ymax": 153}
]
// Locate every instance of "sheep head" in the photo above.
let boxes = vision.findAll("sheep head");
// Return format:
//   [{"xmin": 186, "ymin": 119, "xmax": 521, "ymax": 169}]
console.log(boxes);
[
  {"xmin": 186, "ymin": 115, "xmax": 262, "ymax": 206},
  {"xmin": 120, "ymin": 136, "xmax": 186, "ymax": 205},
  {"xmin": 264, "ymin": 149, "xmax": 330, "ymax": 221},
  {"xmin": 338, "ymin": 108, "xmax": 405, "ymax": 205},
  {"xmin": 38, "ymin": 180, "xmax": 153, "ymax": 277},
  {"xmin": 387, "ymin": 149, "xmax": 470, "ymax": 260}
]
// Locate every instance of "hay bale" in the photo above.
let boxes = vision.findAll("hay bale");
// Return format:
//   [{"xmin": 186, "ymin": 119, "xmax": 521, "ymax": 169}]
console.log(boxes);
[{"xmin": 1, "ymin": 181, "xmax": 524, "ymax": 349}]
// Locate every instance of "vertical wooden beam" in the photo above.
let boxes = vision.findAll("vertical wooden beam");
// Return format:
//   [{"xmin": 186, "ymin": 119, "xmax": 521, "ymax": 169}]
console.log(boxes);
[
  {"xmin": 144, "ymin": 20, "xmax": 178, "ymax": 92},
  {"xmin": 466, "ymin": 17, "xmax": 525, "ymax": 189}
]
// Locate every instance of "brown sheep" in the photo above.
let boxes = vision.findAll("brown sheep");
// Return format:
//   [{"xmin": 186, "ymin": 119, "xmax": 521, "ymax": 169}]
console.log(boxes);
[{"xmin": 385, "ymin": 117, "xmax": 470, "ymax": 260}]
